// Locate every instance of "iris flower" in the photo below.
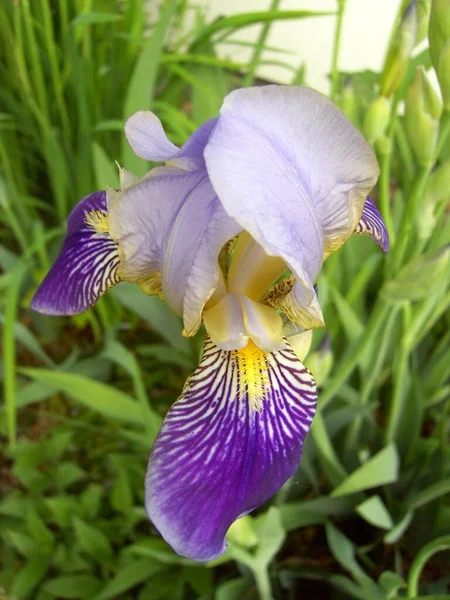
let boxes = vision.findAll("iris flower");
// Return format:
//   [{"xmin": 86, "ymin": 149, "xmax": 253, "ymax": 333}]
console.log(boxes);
[{"xmin": 32, "ymin": 85, "xmax": 388, "ymax": 561}]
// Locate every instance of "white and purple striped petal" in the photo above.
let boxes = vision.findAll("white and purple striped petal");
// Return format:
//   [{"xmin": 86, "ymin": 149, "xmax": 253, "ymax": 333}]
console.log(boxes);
[
  {"xmin": 355, "ymin": 196, "xmax": 390, "ymax": 252},
  {"xmin": 31, "ymin": 191, "xmax": 120, "ymax": 315},
  {"xmin": 145, "ymin": 337, "xmax": 317, "ymax": 561},
  {"xmin": 125, "ymin": 111, "xmax": 217, "ymax": 171}
]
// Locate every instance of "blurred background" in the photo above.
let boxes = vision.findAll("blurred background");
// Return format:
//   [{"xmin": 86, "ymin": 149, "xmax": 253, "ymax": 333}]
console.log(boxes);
[{"xmin": 1, "ymin": 0, "xmax": 449, "ymax": 599}]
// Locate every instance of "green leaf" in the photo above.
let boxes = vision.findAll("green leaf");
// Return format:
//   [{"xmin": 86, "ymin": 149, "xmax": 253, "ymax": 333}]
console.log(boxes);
[
  {"xmin": 383, "ymin": 246, "xmax": 450, "ymax": 302},
  {"xmin": 193, "ymin": 10, "xmax": 334, "ymax": 45},
  {"xmin": 92, "ymin": 142, "xmax": 119, "ymax": 190},
  {"xmin": 45, "ymin": 496, "xmax": 78, "ymax": 529},
  {"xmin": 356, "ymin": 496, "xmax": 394, "ymax": 530},
  {"xmin": 73, "ymin": 517, "xmax": 113, "ymax": 566},
  {"xmin": 111, "ymin": 283, "xmax": 191, "ymax": 354},
  {"xmin": 325, "ymin": 521, "xmax": 368, "ymax": 582},
  {"xmin": 44, "ymin": 575, "xmax": 103, "ymax": 599},
  {"xmin": 26, "ymin": 508, "xmax": 55, "ymax": 552},
  {"xmin": 216, "ymin": 578, "xmax": 249, "ymax": 600},
  {"xmin": 56, "ymin": 462, "xmax": 85, "ymax": 489},
  {"xmin": 72, "ymin": 13, "xmax": 124, "ymax": 25},
  {"xmin": 384, "ymin": 511, "xmax": 413, "ymax": 544},
  {"xmin": 6, "ymin": 531, "xmax": 38, "ymax": 557},
  {"xmin": 407, "ymin": 478, "xmax": 450, "ymax": 510},
  {"xmin": 123, "ymin": 0, "xmax": 178, "ymax": 174},
  {"xmin": 331, "ymin": 444, "xmax": 399, "ymax": 497},
  {"xmin": 93, "ymin": 559, "xmax": 165, "ymax": 600},
  {"xmin": 12, "ymin": 556, "xmax": 51, "ymax": 598},
  {"xmin": 21, "ymin": 368, "xmax": 144, "ymax": 425},
  {"xmin": 80, "ymin": 485, "xmax": 104, "ymax": 520},
  {"xmin": 253, "ymin": 507, "xmax": 286, "ymax": 567}
]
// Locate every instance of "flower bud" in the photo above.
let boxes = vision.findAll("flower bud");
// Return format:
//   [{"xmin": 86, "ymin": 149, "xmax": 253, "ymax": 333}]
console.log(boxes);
[
  {"xmin": 363, "ymin": 97, "xmax": 392, "ymax": 144},
  {"xmin": 227, "ymin": 516, "xmax": 258, "ymax": 548},
  {"xmin": 405, "ymin": 66, "xmax": 442, "ymax": 166},
  {"xmin": 418, "ymin": 159, "xmax": 450, "ymax": 238},
  {"xmin": 380, "ymin": 1, "xmax": 417, "ymax": 97},
  {"xmin": 429, "ymin": 0, "xmax": 450, "ymax": 109}
]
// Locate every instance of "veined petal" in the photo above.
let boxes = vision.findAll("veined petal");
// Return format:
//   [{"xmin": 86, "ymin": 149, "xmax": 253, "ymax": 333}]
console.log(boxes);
[
  {"xmin": 205, "ymin": 85, "xmax": 379, "ymax": 288},
  {"xmin": 31, "ymin": 191, "xmax": 120, "ymax": 315},
  {"xmin": 355, "ymin": 196, "xmax": 390, "ymax": 252},
  {"xmin": 125, "ymin": 111, "xmax": 217, "ymax": 171},
  {"xmin": 145, "ymin": 337, "xmax": 317, "ymax": 561}
]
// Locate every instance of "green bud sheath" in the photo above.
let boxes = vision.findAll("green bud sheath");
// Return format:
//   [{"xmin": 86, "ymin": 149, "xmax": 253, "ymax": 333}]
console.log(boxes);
[
  {"xmin": 363, "ymin": 97, "xmax": 391, "ymax": 144},
  {"xmin": 429, "ymin": 0, "xmax": 450, "ymax": 109},
  {"xmin": 405, "ymin": 66, "xmax": 442, "ymax": 166},
  {"xmin": 380, "ymin": 1, "xmax": 417, "ymax": 97}
]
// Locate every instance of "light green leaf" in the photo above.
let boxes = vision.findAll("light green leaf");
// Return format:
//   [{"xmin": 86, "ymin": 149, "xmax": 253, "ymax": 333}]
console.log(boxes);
[
  {"xmin": 407, "ymin": 478, "xmax": 450, "ymax": 510},
  {"xmin": 72, "ymin": 13, "xmax": 123, "ymax": 25},
  {"xmin": 331, "ymin": 444, "xmax": 399, "ymax": 497},
  {"xmin": 92, "ymin": 142, "xmax": 119, "ymax": 190},
  {"xmin": 44, "ymin": 575, "xmax": 103, "ymax": 599},
  {"xmin": 21, "ymin": 368, "xmax": 143, "ymax": 425},
  {"xmin": 123, "ymin": 0, "xmax": 177, "ymax": 174},
  {"xmin": 93, "ymin": 559, "xmax": 165, "ymax": 600},
  {"xmin": 73, "ymin": 517, "xmax": 113, "ymax": 566},
  {"xmin": 357, "ymin": 496, "xmax": 394, "ymax": 530}
]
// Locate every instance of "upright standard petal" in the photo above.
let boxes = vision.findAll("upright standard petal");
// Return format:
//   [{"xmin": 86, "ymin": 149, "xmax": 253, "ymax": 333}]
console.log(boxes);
[
  {"xmin": 355, "ymin": 196, "xmax": 390, "ymax": 252},
  {"xmin": 205, "ymin": 85, "xmax": 379, "ymax": 325},
  {"xmin": 125, "ymin": 111, "xmax": 217, "ymax": 171},
  {"xmin": 145, "ymin": 337, "xmax": 317, "ymax": 561},
  {"xmin": 31, "ymin": 191, "xmax": 120, "ymax": 315},
  {"xmin": 108, "ymin": 169, "xmax": 240, "ymax": 331}
]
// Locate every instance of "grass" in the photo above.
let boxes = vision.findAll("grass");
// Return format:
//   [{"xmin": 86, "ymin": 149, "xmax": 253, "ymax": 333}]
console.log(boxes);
[{"xmin": 0, "ymin": 0, "xmax": 449, "ymax": 599}]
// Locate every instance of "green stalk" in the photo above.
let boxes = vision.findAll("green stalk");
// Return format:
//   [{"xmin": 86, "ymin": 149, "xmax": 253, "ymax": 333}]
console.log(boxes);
[
  {"xmin": 407, "ymin": 535, "xmax": 450, "ymax": 598},
  {"xmin": 389, "ymin": 165, "xmax": 431, "ymax": 275},
  {"xmin": 385, "ymin": 304, "xmax": 411, "ymax": 444},
  {"xmin": 242, "ymin": 0, "xmax": 281, "ymax": 87},
  {"xmin": 3, "ymin": 263, "xmax": 27, "ymax": 449},
  {"xmin": 344, "ymin": 307, "xmax": 399, "ymax": 453},
  {"xmin": 330, "ymin": 0, "xmax": 346, "ymax": 100},
  {"xmin": 253, "ymin": 567, "xmax": 274, "ymax": 600}
]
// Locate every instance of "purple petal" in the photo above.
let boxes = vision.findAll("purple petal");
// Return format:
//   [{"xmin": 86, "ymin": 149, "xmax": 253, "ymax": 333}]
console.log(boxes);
[
  {"xmin": 355, "ymin": 196, "xmax": 390, "ymax": 252},
  {"xmin": 31, "ymin": 192, "xmax": 120, "ymax": 315},
  {"xmin": 145, "ymin": 337, "xmax": 317, "ymax": 561},
  {"xmin": 125, "ymin": 111, "xmax": 217, "ymax": 171}
]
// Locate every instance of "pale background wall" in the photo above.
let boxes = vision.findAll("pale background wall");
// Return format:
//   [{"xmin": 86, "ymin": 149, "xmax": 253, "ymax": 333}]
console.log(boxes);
[{"xmin": 199, "ymin": 0, "xmax": 402, "ymax": 93}]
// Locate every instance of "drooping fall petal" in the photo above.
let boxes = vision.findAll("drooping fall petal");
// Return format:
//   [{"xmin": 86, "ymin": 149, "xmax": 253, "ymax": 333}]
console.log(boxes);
[{"xmin": 145, "ymin": 337, "xmax": 317, "ymax": 561}]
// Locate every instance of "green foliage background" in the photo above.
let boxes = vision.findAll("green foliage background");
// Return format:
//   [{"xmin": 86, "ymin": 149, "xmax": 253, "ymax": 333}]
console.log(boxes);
[{"xmin": 0, "ymin": 0, "xmax": 449, "ymax": 598}]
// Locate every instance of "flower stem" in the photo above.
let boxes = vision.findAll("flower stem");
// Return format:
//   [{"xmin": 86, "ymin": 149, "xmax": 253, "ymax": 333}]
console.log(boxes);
[
  {"xmin": 330, "ymin": 0, "xmax": 346, "ymax": 100},
  {"xmin": 253, "ymin": 567, "xmax": 275, "ymax": 600}
]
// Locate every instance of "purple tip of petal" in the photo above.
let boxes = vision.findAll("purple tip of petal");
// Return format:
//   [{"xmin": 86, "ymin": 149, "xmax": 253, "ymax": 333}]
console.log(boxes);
[
  {"xmin": 356, "ymin": 196, "xmax": 390, "ymax": 252},
  {"xmin": 31, "ymin": 191, "xmax": 120, "ymax": 316},
  {"xmin": 145, "ymin": 337, "xmax": 317, "ymax": 562}
]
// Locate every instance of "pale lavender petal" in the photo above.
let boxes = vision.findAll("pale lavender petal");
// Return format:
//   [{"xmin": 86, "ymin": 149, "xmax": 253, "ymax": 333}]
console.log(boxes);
[
  {"xmin": 31, "ymin": 192, "xmax": 120, "ymax": 315},
  {"xmin": 108, "ymin": 169, "xmax": 240, "ymax": 331},
  {"xmin": 205, "ymin": 86, "xmax": 379, "ymax": 300},
  {"xmin": 125, "ymin": 111, "xmax": 217, "ymax": 171},
  {"xmin": 145, "ymin": 337, "xmax": 317, "ymax": 561},
  {"xmin": 355, "ymin": 196, "xmax": 390, "ymax": 252}
]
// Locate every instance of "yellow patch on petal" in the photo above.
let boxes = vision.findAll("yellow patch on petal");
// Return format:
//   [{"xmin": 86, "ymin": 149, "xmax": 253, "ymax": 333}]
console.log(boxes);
[
  {"xmin": 85, "ymin": 210, "xmax": 110, "ymax": 235},
  {"xmin": 235, "ymin": 340, "xmax": 270, "ymax": 412}
]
